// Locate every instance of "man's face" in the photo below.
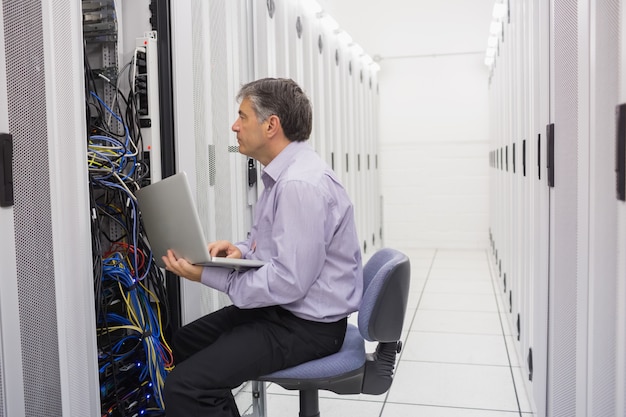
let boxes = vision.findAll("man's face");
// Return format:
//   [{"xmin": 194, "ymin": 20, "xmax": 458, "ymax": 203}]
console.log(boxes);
[{"xmin": 231, "ymin": 98, "xmax": 268, "ymax": 160}]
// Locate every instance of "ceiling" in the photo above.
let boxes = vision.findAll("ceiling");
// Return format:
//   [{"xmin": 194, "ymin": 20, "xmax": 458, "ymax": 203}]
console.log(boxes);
[{"xmin": 317, "ymin": 0, "xmax": 495, "ymax": 62}]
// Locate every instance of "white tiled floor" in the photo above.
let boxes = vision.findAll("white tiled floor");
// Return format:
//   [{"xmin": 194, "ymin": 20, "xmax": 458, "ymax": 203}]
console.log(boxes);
[{"xmin": 236, "ymin": 249, "xmax": 535, "ymax": 417}]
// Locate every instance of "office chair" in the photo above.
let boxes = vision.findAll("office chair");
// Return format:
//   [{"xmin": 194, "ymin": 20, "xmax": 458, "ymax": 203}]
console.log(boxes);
[{"xmin": 249, "ymin": 247, "xmax": 411, "ymax": 417}]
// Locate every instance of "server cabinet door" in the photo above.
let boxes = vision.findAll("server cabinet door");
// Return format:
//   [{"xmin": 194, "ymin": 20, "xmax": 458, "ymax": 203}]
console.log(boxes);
[{"xmin": 0, "ymin": 6, "xmax": 25, "ymax": 414}]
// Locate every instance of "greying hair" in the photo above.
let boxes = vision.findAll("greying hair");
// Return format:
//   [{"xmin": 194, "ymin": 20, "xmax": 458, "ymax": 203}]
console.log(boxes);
[{"xmin": 236, "ymin": 78, "xmax": 313, "ymax": 142}]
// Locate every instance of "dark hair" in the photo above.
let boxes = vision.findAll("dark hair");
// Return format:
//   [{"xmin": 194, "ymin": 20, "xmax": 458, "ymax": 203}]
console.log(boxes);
[{"xmin": 236, "ymin": 78, "xmax": 313, "ymax": 142}]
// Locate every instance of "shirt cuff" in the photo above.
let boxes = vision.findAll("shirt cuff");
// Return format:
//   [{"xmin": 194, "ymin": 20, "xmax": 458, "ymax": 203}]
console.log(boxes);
[
  {"xmin": 200, "ymin": 266, "xmax": 232, "ymax": 293},
  {"xmin": 235, "ymin": 243, "xmax": 249, "ymax": 258}
]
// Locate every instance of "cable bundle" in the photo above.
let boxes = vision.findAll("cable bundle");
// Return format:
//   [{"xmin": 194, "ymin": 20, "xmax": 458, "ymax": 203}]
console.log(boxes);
[
  {"xmin": 98, "ymin": 248, "xmax": 173, "ymax": 414},
  {"xmin": 85, "ymin": 37, "xmax": 171, "ymax": 417}
]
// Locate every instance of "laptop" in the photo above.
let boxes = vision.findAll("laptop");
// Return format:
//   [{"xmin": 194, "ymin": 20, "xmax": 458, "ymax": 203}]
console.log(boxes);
[{"xmin": 135, "ymin": 171, "xmax": 266, "ymax": 270}]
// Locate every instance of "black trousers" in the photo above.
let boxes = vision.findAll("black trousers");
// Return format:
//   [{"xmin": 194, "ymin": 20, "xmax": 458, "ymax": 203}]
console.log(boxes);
[{"xmin": 163, "ymin": 305, "xmax": 347, "ymax": 417}]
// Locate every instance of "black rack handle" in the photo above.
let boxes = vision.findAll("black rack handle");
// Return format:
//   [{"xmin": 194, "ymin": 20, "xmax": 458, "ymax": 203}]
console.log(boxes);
[
  {"xmin": 616, "ymin": 104, "xmax": 626, "ymax": 201},
  {"xmin": 547, "ymin": 123, "xmax": 555, "ymax": 188},
  {"xmin": 0, "ymin": 133, "xmax": 13, "ymax": 207}
]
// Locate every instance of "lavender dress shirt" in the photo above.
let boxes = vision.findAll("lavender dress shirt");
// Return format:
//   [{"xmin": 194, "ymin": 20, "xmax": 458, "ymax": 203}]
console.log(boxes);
[{"xmin": 201, "ymin": 141, "xmax": 363, "ymax": 323}]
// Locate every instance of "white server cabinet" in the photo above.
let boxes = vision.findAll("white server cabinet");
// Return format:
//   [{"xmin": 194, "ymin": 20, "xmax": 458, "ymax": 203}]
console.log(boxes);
[
  {"xmin": 492, "ymin": 0, "xmax": 625, "ymax": 415},
  {"xmin": 618, "ymin": 0, "xmax": 626, "ymax": 414},
  {"xmin": 298, "ymin": 0, "xmax": 318, "ymax": 123},
  {"xmin": 352, "ymin": 57, "xmax": 367, "ymax": 255},
  {"xmin": 0, "ymin": 5, "xmax": 24, "ymax": 416},
  {"xmin": 529, "ymin": 0, "xmax": 551, "ymax": 413},
  {"xmin": 343, "ymin": 47, "xmax": 359, "ymax": 242},
  {"xmin": 329, "ymin": 29, "xmax": 345, "ymax": 182},
  {"xmin": 286, "ymin": 1, "xmax": 304, "ymax": 86},
  {"xmin": 549, "ymin": 0, "xmax": 588, "ymax": 415},
  {"xmin": 587, "ymin": 1, "xmax": 620, "ymax": 416},
  {"xmin": 171, "ymin": 0, "xmax": 253, "ymax": 324},
  {"xmin": 0, "ymin": 0, "xmax": 100, "ymax": 416},
  {"xmin": 487, "ymin": 0, "xmax": 551, "ymax": 415},
  {"xmin": 319, "ymin": 18, "xmax": 337, "ymax": 180},
  {"xmin": 364, "ymin": 69, "xmax": 381, "ymax": 254},
  {"xmin": 309, "ymin": 12, "xmax": 327, "ymax": 157},
  {"xmin": 274, "ymin": 0, "xmax": 291, "ymax": 78},
  {"xmin": 252, "ymin": 0, "xmax": 277, "ymax": 79}
]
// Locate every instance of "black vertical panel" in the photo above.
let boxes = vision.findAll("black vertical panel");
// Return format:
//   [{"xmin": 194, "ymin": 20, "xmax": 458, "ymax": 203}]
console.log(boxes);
[
  {"xmin": 155, "ymin": 0, "xmax": 181, "ymax": 335},
  {"xmin": 0, "ymin": 133, "xmax": 13, "ymax": 207},
  {"xmin": 616, "ymin": 104, "xmax": 626, "ymax": 200},
  {"xmin": 547, "ymin": 123, "xmax": 555, "ymax": 187},
  {"xmin": 523, "ymin": 139, "xmax": 527, "ymax": 177},
  {"xmin": 506, "ymin": 145, "xmax": 509, "ymax": 171},
  {"xmin": 513, "ymin": 142, "xmax": 516, "ymax": 173},
  {"xmin": 538, "ymin": 133, "xmax": 542, "ymax": 180}
]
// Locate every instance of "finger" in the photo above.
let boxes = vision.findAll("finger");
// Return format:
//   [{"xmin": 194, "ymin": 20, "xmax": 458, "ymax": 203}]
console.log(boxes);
[{"xmin": 209, "ymin": 243, "xmax": 226, "ymax": 257}]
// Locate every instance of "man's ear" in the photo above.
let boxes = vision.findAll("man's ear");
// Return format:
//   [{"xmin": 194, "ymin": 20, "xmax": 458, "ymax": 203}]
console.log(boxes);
[{"xmin": 265, "ymin": 114, "xmax": 282, "ymax": 137}]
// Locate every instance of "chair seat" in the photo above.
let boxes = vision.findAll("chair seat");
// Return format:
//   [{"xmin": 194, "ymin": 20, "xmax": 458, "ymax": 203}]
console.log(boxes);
[{"xmin": 262, "ymin": 325, "xmax": 365, "ymax": 382}]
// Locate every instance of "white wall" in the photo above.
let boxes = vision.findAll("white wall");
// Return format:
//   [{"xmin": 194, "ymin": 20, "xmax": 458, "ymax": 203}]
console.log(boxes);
[{"xmin": 319, "ymin": 0, "xmax": 493, "ymax": 248}]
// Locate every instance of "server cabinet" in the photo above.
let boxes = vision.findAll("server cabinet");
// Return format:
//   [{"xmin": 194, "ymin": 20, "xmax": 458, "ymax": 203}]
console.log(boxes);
[
  {"xmin": 0, "ymin": 1, "xmax": 100, "ymax": 415},
  {"xmin": 0, "ymin": 5, "xmax": 24, "ymax": 415},
  {"xmin": 529, "ymin": 0, "xmax": 551, "ymax": 414},
  {"xmin": 491, "ymin": 0, "xmax": 625, "ymax": 415},
  {"xmin": 170, "ymin": 0, "xmax": 253, "ymax": 325},
  {"xmin": 618, "ymin": 2, "xmax": 626, "ymax": 415},
  {"xmin": 587, "ymin": 1, "xmax": 620, "ymax": 416},
  {"xmin": 549, "ymin": 0, "xmax": 587, "ymax": 414},
  {"xmin": 252, "ymin": 0, "xmax": 277, "ymax": 79}
]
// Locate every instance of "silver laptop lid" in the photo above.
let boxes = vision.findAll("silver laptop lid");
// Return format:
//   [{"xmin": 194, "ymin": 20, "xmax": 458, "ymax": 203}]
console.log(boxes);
[{"xmin": 136, "ymin": 172, "xmax": 213, "ymax": 268}]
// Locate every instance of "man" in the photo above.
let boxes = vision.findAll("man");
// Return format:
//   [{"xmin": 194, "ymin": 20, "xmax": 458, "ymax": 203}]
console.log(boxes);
[{"xmin": 162, "ymin": 78, "xmax": 363, "ymax": 417}]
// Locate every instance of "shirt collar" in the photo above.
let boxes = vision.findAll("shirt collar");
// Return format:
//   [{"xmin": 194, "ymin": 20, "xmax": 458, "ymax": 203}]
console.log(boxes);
[{"xmin": 261, "ymin": 141, "xmax": 308, "ymax": 187}]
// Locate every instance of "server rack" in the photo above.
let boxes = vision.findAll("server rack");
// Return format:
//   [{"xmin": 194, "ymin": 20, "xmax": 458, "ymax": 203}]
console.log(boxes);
[
  {"xmin": 0, "ymin": 1, "xmax": 100, "ymax": 416},
  {"xmin": 488, "ymin": 0, "xmax": 624, "ymax": 416}
]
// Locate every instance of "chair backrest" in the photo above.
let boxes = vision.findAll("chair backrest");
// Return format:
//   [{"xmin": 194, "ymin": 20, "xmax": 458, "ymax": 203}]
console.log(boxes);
[{"xmin": 358, "ymin": 248, "xmax": 411, "ymax": 343}]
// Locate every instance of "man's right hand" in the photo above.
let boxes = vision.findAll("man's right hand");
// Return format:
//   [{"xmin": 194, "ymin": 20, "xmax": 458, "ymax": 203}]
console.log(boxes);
[{"xmin": 208, "ymin": 240, "xmax": 243, "ymax": 259}]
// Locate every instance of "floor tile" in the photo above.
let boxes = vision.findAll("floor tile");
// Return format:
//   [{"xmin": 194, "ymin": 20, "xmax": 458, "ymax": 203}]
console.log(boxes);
[
  {"xmin": 418, "ymin": 292, "xmax": 499, "ymax": 312},
  {"xmin": 403, "ymin": 248, "xmax": 437, "ymax": 260},
  {"xmin": 412, "ymin": 310, "xmax": 504, "ymax": 335},
  {"xmin": 503, "ymin": 335, "xmax": 522, "ymax": 367},
  {"xmin": 407, "ymin": 281, "xmax": 425, "ymax": 308},
  {"xmin": 266, "ymin": 382, "xmax": 386, "ymax": 403},
  {"xmin": 432, "ymin": 258, "xmax": 490, "ymax": 269},
  {"xmin": 423, "ymin": 279, "xmax": 496, "ymax": 295},
  {"xmin": 403, "ymin": 308, "xmax": 417, "ymax": 330},
  {"xmin": 382, "ymin": 403, "xmax": 525, "ymax": 416},
  {"xmin": 427, "ymin": 268, "xmax": 493, "ymax": 281},
  {"xmin": 402, "ymin": 331, "xmax": 510, "ymax": 366},
  {"xmin": 387, "ymin": 361, "xmax": 519, "ymax": 412},
  {"xmin": 511, "ymin": 366, "xmax": 534, "ymax": 413},
  {"xmin": 410, "ymin": 266, "xmax": 433, "ymax": 281},
  {"xmin": 259, "ymin": 393, "xmax": 385, "ymax": 417}
]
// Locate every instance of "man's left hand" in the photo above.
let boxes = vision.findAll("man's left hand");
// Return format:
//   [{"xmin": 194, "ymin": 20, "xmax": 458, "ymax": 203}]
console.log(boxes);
[{"xmin": 162, "ymin": 249, "xmax": 203, "ymax": 282}]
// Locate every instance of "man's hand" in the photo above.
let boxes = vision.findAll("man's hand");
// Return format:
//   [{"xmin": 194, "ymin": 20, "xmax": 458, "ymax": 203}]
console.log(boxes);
[
  {"xmin": 208, "ymin": 240, "xmax": 242, "ymax": 259},
  {"xmin": 162, "ymin": 249, "xmax": 203, "ymax": 282}
]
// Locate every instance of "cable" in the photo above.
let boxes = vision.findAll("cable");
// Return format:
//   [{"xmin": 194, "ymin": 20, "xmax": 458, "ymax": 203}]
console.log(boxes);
[{"xmin": 85, "ymin": 33, "xmax": 170, "ymax": 416}]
